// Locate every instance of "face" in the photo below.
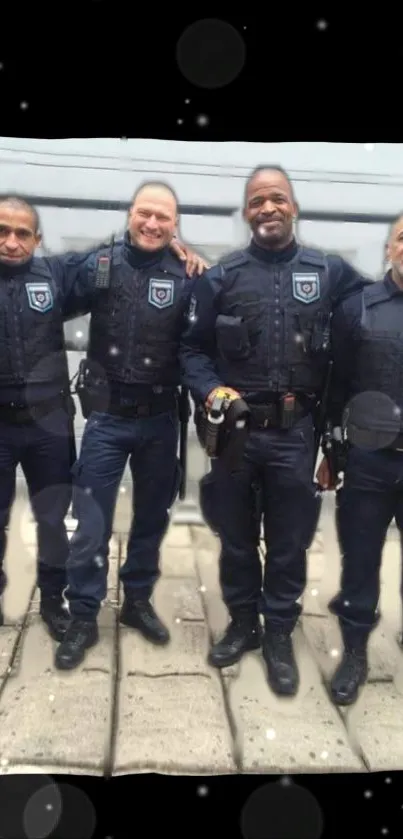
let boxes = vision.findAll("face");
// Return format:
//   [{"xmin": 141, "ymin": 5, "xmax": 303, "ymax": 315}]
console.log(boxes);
[
  {"xmin": 128, "ymin": 188, "xmax": 178, "ymax": 252},
  {"xmin": 0, "ymin": 205, "xmax": 41, "ymax": 266},
  {"xmin": 243, "ymin": 170, "xmax": 297, "ymax": 249},
  {"xmin": 386, "ymin": 217, "xmax": 403, "ymax": 282}
]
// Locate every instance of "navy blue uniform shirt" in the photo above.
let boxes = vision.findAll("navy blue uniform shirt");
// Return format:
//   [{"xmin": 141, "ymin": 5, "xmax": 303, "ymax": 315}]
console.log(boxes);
[
  {"xmin": 180, "ymin": 238, "xmax": 373, "ymax": 405},
  {"xmin": 328, "ymin": 271, "xmax": 403, "ymax": 426}
]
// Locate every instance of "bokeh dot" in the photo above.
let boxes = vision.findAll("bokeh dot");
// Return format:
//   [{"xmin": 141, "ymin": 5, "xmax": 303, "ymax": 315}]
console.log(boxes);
[
  {"xmin": 0, "ymin": 774, "xmax": 59, "ymax": 839},
  {"xmin": 240, "ymin": 781, "xmax": 324, "ymax": 839},
  {"xmin": 176, "ymin": 19, "xmax": 246, "ymax": 89}
]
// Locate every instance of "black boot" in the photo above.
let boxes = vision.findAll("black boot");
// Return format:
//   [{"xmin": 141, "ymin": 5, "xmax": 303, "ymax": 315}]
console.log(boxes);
[
  {"xmin": 262, "ymin": 626, "xmax": 299, "ymax": 697},
  {"xmin": 54, "ymin": 619, "xmax": 99, "ymax": 670},
  {"xmin": 208, "ymin": 611, "xmax": 262, "ymax": 668},
  {"xmin": 120, "ymin": 597, "xmax": 170, "ymax": 645},
  {"xmin": 39, "ymin": 595, "xmax": 70, "ymax": 642},
  {"xmin": 330, "ymin": 632, "xmax": 368, "ymax": 706}
]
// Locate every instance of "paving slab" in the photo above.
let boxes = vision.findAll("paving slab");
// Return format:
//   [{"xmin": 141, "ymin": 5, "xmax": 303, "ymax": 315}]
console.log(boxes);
[
  {"xmin": 0, "ymin": 612, "xmax": 116, "ymax": 772},
  {"xmin": 113, "ymin": 673, "xmax": 236, "ymax": 775},
  {"xmin": 163, "ymin": 524, "xmax": 192, "ymax": 548},
  {"xmin": 302, "ymin": 614, "xmax": 403, "ymax": 683},
  {"xmin": 153, "ymin": 576, "xmax": 204, "ymax": 622},
  {"xmin": 225, "ymin": 627, "xmax": 364, "ymax": 773},
  {"xmin": 120, "ymin": 578, "xmax": 210, "ymax": 677},
  {"xmin": 159, "ymin": 545, "xmax": 197, "ymax": 578},
  {"xmin": 346, "ymin": 682, "xmax": 403, "ymax": 771}
]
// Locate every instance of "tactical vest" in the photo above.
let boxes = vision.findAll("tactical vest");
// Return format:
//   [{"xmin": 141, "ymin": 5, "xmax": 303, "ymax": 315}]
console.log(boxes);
[
  {"xmin": 0, "ymin": 258, "xmax": 69, "ymax": 387},
  {"xmin": 87, "ymin": 244, "xmax": 187, "ymax": 387},
  {"xmin": 214, "ymin": 246, "xmax": 332, "ymax": 394},
  {"xmin": 351, "ymin": 280, "xmax": 403, "ymax": 411}
]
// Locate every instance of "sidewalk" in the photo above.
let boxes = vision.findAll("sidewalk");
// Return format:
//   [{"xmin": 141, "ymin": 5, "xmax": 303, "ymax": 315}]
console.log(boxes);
[{"xmin": 0, "ymin": 495, "xmax": 402, "ymax": 776}]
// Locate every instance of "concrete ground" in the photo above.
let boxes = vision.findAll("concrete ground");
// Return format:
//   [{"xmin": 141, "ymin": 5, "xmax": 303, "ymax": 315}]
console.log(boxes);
[{"xmin": 0, "ymin": 492, "xmax": 402, "ymax": 777}]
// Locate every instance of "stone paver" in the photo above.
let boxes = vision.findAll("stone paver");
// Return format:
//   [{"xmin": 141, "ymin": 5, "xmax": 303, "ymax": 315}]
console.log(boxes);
[
  {"xmin": 225, "ymin": 628, "xmax": 363, "ymax": 773},
  {"xmin": 0, "ymin": 493, "xmax": 402, "ymax": 775}
]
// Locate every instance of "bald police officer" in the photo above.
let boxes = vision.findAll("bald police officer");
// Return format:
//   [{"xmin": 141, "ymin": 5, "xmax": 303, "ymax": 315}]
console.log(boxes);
[
  {"xmin": 0, "ymin": 193, "xmax": 205, "ymax": 643},
  {"xmin": 180, "ymin": 165, "xmax": 372, "ymax": 697},
  {"xmin": 54, "ymin": 183, "xmax": 207, "ymax": 669},
  {"xmin": 316, "ymin": 213, "xmax": 403, "ymax": 705}
]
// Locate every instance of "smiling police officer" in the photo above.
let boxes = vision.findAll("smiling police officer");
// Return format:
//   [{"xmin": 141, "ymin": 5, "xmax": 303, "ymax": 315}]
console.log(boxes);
[
  {"xmin": 54, "ymin": 182, "xmax": 208, "ymax": 670},
  {"xmin": 0, "ymin": 192, "xmax": 205, "ymax": 645},
  {"xmin": 316, "ymin": 213, "xmax": 403, "ymax": 706},
  {"xmin": 180, "ymin": 165, "xmax": 372, "ymax": 698}
]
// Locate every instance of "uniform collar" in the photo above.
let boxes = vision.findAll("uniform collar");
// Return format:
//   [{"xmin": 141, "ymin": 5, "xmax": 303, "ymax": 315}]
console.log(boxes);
[
  {"xmin": 122, "ymin": 231, "xmax": 169, "ymax": 269},
  {"xmin": 247, "ymin": 237, "xmax": 299, "ymax": 264},
  {"xmin": 0, "ymin": 256, "xmax": 34, "ymax": 277},
  {"xmin": 383, "ymin": 270, "xmax": 403, "ymax": 296}
]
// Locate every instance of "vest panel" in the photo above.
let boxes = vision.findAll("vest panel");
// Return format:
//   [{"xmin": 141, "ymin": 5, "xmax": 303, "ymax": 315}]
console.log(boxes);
[{"xmin": 214, "ymin": 247, "xmax": 332, "ymax": 394}]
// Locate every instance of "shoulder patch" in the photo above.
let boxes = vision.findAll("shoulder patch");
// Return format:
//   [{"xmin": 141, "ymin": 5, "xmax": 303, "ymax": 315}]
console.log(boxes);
[
  {"xmin": 148, "ymin": 277, "xmax": 175, "ymax": 309},
  {"xmin": 26, "ymin": 282, "xmax": 53, "ymax": 313},
  {"xmin": 363, "ymin": 280, "xmax": 390, "ymax": 308},
  {"xmin": 220, "ymin": 250, "xmax": 249, "ymax": 272},
  {"xmin": 292, "ymin": 273, "xmax": 320, "ymax": 304},
  {"xmin": 298, "ymin": 247, "xmax": 327, "ymax": 269}
]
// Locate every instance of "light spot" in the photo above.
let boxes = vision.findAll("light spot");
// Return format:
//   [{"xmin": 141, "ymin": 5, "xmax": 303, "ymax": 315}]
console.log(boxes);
[
  {"xmin": 75, "ymin": 331, "xmax": 83, "ymax": 338},
  {"xmin": 0, "ymin": 758, "xmax": 8, "ymax": 766},
  {"xmin": 196, "ymin": 114, "xmax": 209, "ymax": 127},
  {"xmin": 20, "ymin": 101, "xmax": 28, "ymax": 110},
  {"xmin": 94, "ymin": 555, "xmax": 104, "ymax": 568},
  {"xmin": 109, "ymin": 346, "xmax": 119, "ymax": 356},
  {"xmin": 175, "ymin": 617, "xmax": 181, "ymax": 624},
  {"xmin": 330, "ymin": 648, "xmax": 339, "ymax": 658},
  {"xmin": 197, "ymin": 784, "xmax": 209, "ymax": 796},
  {"xmin": 364, "ymin": 789, "xmax": 373, "ymax": 798},
  {"xmin": 49, "ymin": 694, "xmax": 55, "ymax": 702},
  {"xmin": 364, "ymin": 143, "xmax": 375, "ymax": 151},
  {"xmin": 311, "ymin": 588, "xmax": 319, "ymax": 597},
  {"xmin": 320, "ymin": 750, "xmax": 328, "ymax": 759},
  {"xmin": 119, "ymin": 486, "xmax": 126, "ymax": 494},
  {"xmin": 316, "ymin": 19, "xmax": 328, "ymax": 30},
  {"xmin": 185, "ymin": 99, "xmax": 190, "ymax": 104},
  {"xmin": 266, "ymin": 728, "xmax": 276, "ymax": 740},
  {"xmin": 177, "ymin": 119, "xmax": 184, "ymax": 125},
  {"xmin": 199, "ymin": 585, "xmax": 206, "ymax": 593}
]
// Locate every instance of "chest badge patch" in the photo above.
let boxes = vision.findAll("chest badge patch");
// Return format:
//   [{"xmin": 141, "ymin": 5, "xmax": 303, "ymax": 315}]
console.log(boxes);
[
  {"xmin": 148, "ymin": 277, "xmax": 174, "ymax": 309},
  {"xmin": 292, "ymin": 273, "xmax": 320, "ymax": 304},
  {"xmin": 26, "ymin": 282, "xmax": 54, "ymax": 313}
]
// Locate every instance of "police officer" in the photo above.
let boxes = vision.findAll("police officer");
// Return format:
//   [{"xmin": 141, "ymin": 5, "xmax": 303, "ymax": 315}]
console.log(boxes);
[
  {"xmin": 0, "ymin": 193, "xmax": 205, "ymax": 644},
  {"xmin": 316, "ymin": 213, "xmax": 403, "ymax": 706},
  {"xmin": 180, "ymin": 165, "xmax": 372, "ymax": 697},
  {"xmin": 54, "ymin": 182, "xmax": 206, "ymax": 669}
]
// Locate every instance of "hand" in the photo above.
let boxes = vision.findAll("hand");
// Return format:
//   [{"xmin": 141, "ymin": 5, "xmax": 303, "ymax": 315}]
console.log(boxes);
[
  {"xmin": 206, "ymin": 386, "xmax": 241, "ymax": 410},
  {"xmin": 315, "ymin": 456, "xmax": 339, "ymax": 490},
  {"xmin": 170, "ymin": 238, "xmax": 210, "ymax": 276}
]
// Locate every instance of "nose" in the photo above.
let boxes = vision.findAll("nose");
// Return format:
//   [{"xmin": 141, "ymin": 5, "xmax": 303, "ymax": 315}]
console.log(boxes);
[
  {"xmin": 144, "ymin": 215, "xmax": 158, "ymax": 229},
  {"xmin": 5, "ymin": 233, "xmax": 19, "ymax": 250},
  {"xmin": 261, "ymin": 200, "xmax": 277, "ymax": 215}
]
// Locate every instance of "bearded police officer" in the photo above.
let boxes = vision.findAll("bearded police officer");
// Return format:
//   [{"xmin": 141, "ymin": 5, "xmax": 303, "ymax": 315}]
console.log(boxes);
[
  {"xmin": 54, "ymin": 182, "xmax": 207, "ymax": 669},
  {"xmin": 316, "ymin": 213, "xmax": 403, "ymax": 706},
  {"xmin": 180, "ymin": 165, "xmax": 372, "ymax": 697},
  {"xmin": 0, "ymin": 193, "xmax": 205, "ymax": 645}
]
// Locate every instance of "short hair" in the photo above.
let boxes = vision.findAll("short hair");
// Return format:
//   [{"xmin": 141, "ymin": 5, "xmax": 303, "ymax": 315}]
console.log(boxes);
[
  {"xmin": 130, "ymin": 181, "xmax": 178, "ymax": 209},
  {"xmin": 0, "ymin": 195, "xmax": 40, "ymax": 233},
  {"xmin": 244, "ymin": 164, "xmax": 296, "ymax": 205}
]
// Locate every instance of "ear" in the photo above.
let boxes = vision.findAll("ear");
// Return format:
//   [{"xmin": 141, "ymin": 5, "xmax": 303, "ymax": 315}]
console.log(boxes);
[
  {"xmin": 292, "ymin": 200, "xmax": 299, "ymax": 220},
  {"xmin": 35, "ymin": 233, "xmax": 42, "ymax": 247}
]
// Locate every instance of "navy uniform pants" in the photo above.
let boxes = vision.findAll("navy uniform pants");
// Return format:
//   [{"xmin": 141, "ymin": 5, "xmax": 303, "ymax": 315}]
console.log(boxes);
[
  {"xmin": 0, "ymin": 407, "xmax": 73, "ymax": 599},
  {"xmin": 200, "ymin": 413, "xmax": 321, "ymax": 632},
  {"xmin": 329, "ymin": 444, "xmax": 403, "ymax": 634},
  {"xmin": 66, "ymin": 409, "xmax": 181, "ymax": 620}
]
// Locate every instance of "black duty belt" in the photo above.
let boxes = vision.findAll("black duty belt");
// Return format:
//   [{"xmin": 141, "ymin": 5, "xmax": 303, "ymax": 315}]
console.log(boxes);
[
  {"xmin": 0, "ymin": 394, "xmax": 66, "ymax": 424},
  {"xmin": 106, "ymin": 393, "xmax": 177, "ymax": 419},
  {"xmin": 247, "ymin": 396, "xmax": 313, "ymax": 430}
]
